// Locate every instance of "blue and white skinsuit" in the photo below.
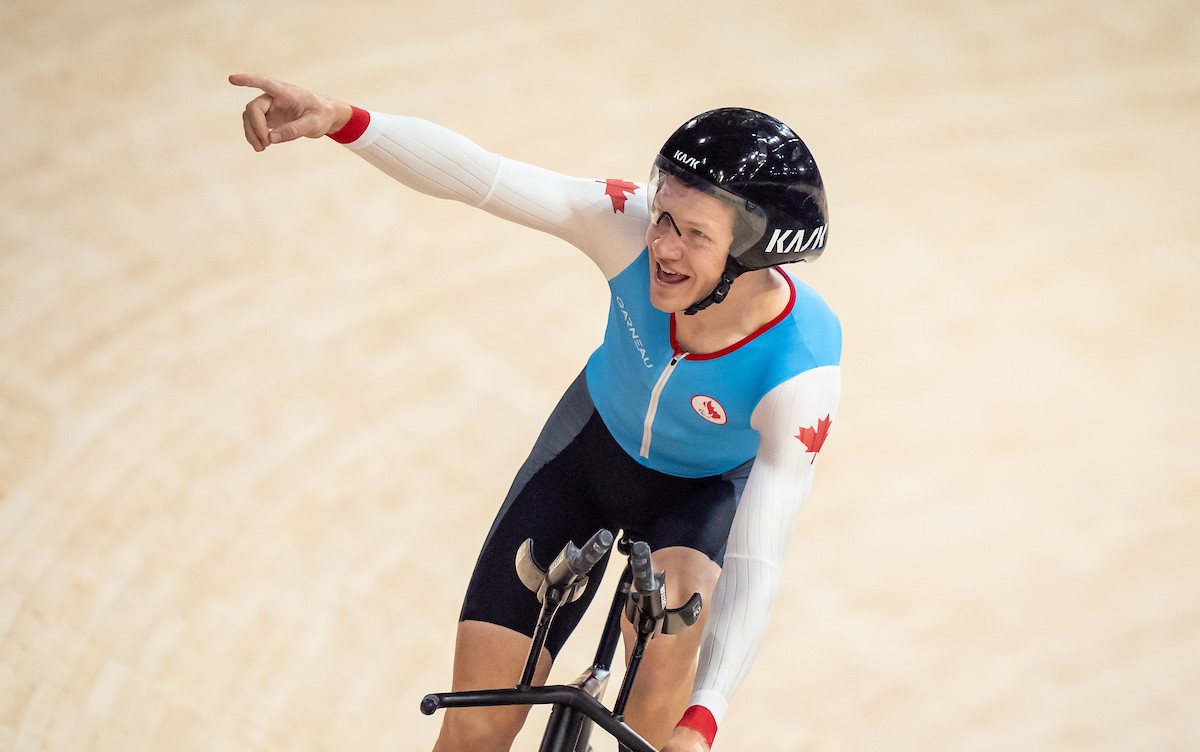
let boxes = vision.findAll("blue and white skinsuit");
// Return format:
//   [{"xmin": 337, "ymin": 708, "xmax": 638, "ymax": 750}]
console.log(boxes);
[{"xmin": 333, "ymin": 111, "xmax": 842, "ymax": 734}]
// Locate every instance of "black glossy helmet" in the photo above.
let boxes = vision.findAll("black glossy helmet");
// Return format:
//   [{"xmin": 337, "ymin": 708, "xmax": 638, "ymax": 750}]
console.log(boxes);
[{"xmin": 648, "ymin": 108, "xmax": 828, "ymax": 313}]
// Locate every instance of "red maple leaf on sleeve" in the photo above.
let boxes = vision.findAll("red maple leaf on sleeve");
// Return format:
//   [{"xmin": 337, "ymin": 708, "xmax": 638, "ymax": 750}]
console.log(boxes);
[
  {"xmin": 597, "ymin": 179, "xmax": 639, "ymax": 213},
  {"xmin": 795, "ymin": 415, "xmax": 832, "ymax": 462}
]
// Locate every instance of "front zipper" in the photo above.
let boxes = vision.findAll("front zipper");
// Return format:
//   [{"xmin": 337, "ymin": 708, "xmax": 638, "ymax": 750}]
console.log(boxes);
[{"xmin": 640, "ymin": 351, "xmax": 688, "ymax": 458}]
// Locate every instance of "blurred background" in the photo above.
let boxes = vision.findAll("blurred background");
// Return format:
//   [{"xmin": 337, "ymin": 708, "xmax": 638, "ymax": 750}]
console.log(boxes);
[{"xmin": 2, "ymin": 1, "xmax": 1197, "ymax": 750}]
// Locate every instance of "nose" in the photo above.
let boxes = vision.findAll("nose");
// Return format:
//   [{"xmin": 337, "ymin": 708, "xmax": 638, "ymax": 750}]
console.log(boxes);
[
  {"xmin": 651, "ymin": 233, "xmax": 683, "ymax": 260},
  {"xmin": 648, "ymin": 223, "xmax": 684, "ymax": 259}
]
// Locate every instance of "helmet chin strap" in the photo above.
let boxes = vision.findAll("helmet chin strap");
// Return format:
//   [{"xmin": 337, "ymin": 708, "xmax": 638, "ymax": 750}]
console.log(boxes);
[{"xmin": 683, "ymin": 257, "xmax": 748, "ymax": 316}]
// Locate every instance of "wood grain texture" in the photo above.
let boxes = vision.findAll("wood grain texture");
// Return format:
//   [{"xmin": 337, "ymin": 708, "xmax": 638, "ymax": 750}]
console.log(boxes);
[{"xmin": 2, "ymin": 1, "xmax": 1197, "ymax": 750}]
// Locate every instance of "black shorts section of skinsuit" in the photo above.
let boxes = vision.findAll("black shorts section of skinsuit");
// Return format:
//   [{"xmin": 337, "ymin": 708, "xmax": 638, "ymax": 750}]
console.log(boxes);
[{"xmin": 460, "ymin": 370, "xmax": 752, "ymax": 658}]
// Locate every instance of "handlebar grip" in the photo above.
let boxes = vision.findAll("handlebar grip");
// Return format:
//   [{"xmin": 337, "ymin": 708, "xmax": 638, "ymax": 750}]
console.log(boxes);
[
  {"xmin": 630, "ymin": 540, "xmax": 658, "ymax": 593},
  {"xmin": 569, "ymin": 528, "xmax": 614, "ymax": 576},
  {"xmin": 420, "ymin": 695, "xmax": 441, "ymax": 715}
]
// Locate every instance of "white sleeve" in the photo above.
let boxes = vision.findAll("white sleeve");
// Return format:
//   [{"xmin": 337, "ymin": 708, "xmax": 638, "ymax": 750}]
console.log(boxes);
[
  {"xmin": 337, "ymin": 111, "xmax": 648, "ymax": 279},
  {"xmin": 689, "ymin": 365, "xmax": 841, "ymax": 725}
]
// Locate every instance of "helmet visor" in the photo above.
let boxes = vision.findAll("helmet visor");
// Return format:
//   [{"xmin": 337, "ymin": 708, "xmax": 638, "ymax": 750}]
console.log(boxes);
[{"xmin": 647, "ymin": 155, "xmax": 769, "ymax": 261}]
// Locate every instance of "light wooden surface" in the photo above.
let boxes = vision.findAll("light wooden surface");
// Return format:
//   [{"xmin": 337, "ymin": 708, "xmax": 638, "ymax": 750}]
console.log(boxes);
[{"xmin": 2, "ymin": 1, "xmax": 1198, "ymax": 750}]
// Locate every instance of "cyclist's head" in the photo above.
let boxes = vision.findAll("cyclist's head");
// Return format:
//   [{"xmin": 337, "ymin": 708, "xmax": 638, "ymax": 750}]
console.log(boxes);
[{"xmin": 647, "ymin": 108, "xmax": 828, "ymax": 314}]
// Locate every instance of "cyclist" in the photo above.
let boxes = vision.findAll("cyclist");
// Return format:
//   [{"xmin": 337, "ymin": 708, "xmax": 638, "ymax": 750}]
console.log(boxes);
[{"xmin": 231, "ymin": 73, "xmax": 841, "ymax": 752}]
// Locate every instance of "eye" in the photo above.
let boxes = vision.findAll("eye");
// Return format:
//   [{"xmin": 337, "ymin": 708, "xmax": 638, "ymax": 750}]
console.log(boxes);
[{"xmin": 655, "ymin": 211, "xmax": 682, "ymax": 237}]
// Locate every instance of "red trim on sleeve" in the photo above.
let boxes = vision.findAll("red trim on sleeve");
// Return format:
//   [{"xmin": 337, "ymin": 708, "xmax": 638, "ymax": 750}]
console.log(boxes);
[
  {"xmin": 327, "ymin": 106, "xmax": 370, "ymax": 144},
  {"xmin": 676, "ymin": 705, "xmax": 718, "ymax": 748}
]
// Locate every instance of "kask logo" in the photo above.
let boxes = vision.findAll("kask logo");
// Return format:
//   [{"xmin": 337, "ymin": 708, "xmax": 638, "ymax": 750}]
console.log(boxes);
[
  {"xmin": 691, "ymin": 395, "xmax": 727, "ymax": 425},
  {"xmin": 764, "ymin": 225, "xmax": 828, "ymax": 254},
  {"xmin": 673, "ymin": 151, "xmax": 702, "ymax": 170}
]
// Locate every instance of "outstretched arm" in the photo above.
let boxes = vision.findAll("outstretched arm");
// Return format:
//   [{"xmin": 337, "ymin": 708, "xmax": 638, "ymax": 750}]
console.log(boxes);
[{"xmin": 229, "ymin": 73, "xmax": 647, "ymax": 277}]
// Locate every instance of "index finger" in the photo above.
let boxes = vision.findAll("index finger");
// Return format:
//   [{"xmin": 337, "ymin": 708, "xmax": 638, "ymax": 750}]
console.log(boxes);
[{"xmin": 228, "ymin": 73, "xmax": 286, "ymax": 95}]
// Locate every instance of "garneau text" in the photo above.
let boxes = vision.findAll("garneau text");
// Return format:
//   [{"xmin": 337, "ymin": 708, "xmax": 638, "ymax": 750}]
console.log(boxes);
[{"xmin": 616, "ymin": 296, "xmax": 653, "ymax": 368}]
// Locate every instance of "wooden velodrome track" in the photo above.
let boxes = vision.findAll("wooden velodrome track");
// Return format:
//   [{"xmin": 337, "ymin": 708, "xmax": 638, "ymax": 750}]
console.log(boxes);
[{"xmin": 2, "ymin": 1, "xmax": 1197, "ymax": 750}]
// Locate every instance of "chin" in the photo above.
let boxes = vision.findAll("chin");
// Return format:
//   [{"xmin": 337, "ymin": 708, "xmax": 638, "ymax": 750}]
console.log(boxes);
[{"xmin": 648, "ymin": 288, "xmax": 690, "ymax": 314}]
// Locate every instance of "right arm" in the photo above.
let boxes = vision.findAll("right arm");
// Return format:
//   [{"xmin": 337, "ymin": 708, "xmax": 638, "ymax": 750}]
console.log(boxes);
[{"xmin": 230, "ymin": 73, "xmax": 646, "ymax": 278}]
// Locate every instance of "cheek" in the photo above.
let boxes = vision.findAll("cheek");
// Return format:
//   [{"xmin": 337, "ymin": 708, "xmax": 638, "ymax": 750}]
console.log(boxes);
[{"xmin": 696, "ymin": 247, "xmax": 729, "ymax": 278}]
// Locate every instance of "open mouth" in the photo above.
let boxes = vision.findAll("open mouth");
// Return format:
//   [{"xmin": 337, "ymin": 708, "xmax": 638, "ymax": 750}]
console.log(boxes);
[{"xmin": 655, "ymin": 262, "xmax": 689, "ymax": 286}]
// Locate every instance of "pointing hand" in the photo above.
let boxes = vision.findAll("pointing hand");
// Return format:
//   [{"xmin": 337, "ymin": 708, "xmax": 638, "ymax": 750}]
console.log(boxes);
[{"xmin": 228, "ymin": 73, "xmax": 351, "ymax": 151}]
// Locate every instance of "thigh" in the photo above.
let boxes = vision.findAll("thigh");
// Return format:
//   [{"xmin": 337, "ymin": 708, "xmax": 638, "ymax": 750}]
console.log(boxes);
[
  {"xmin": 459, "ymin": 438, "xmax": 610, "ymax": 659},
  {"xmin": 642, "ymin": 546, "xmax": 721, "ymax": 687},
  {"xmin": 616, "ymin": 475, "xmax": 739, "ymax": 674},
  {"xmin": 434, "ymin": 620, "xmax": 553, "ymax": 752},
  {"xmin": 640, "ymin": 473, "xmax": 741, "ymax": 567},
  {"xmin": 617, "ymin": 545, "xmax": 722, "ymax": 745},
  {"xmin": 450, "ymin": 619, "xmax": 553, "ymax": 690}
]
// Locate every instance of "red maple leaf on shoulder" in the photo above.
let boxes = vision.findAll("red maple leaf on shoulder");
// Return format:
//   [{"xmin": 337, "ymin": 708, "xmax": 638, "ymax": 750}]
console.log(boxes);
[
  {"xmin": 598, "ymin": 179, "xmax": 639, "ymax": 213},
  {"xmin": 795, "ymin": 415, "xmax": 832, "ymax": 462}
]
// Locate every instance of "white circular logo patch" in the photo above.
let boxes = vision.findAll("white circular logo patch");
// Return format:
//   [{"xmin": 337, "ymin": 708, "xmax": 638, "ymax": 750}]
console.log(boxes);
[{"xmin": 691, "ymin": 395, "xmax": 728, "ymax": 425}]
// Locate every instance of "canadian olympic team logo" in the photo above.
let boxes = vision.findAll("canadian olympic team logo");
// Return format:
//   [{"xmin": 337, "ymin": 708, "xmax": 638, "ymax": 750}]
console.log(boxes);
[{"xmin": 690, "ymin": 395, "xmax": 728, "ymax": 425}]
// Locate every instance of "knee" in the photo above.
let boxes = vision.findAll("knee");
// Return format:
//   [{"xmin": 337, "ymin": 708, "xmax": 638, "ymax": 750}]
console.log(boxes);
[{"xmin": 434, "ymin": 707, "xmax": 524, "ymax": 752}]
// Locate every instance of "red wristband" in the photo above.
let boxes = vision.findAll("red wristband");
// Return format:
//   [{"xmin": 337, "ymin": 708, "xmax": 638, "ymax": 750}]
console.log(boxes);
[
  {"xmin": 676, "ymin": 705, "xmax": 717, "ymax": 748},
  {"xmin": 327, "ymin": 106, "xmax": 370, "ymax": 144}
]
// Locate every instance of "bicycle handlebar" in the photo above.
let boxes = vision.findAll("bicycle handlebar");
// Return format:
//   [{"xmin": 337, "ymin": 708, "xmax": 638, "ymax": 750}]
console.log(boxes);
[
  {"xmin": 542, "ymin": 528, "xmax": 614, "ymax": 591},
  {"xmin": 625, "ymin": 539, "xmax": 701, "ymax": 636},
  {"xmin": 568, "ymin": 528, "xmax": 614, "ymax": 577},
  {"xmin": 629, "ymin": 540, "xmax": 661, "ymax": 593},
  {"xmin": 427, "ymin": 530, "xmax": 698, "ymax": 751}
]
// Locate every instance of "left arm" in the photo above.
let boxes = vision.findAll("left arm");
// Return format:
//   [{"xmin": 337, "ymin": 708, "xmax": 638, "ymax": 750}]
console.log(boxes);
[{"xmin": 669, "ymin": 365, "xmax": 841, "ymax": 750}]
